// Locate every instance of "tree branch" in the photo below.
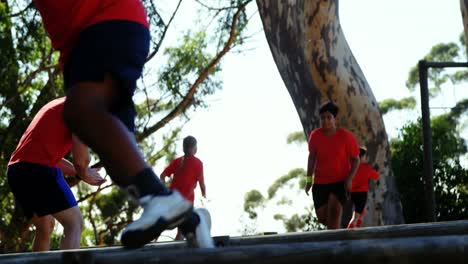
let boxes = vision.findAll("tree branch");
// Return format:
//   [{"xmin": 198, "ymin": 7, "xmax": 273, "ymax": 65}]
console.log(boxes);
[
  {"xmin": 146, "ymin": 0, "xmax": 183, "ymax": 62},
  {"xmin": 8, "ymin": 2, "xmax": 34, "ymax": 18},
  {"xmin": 136, "ymin": 0, "xmax": 252, "ymax": 142}
]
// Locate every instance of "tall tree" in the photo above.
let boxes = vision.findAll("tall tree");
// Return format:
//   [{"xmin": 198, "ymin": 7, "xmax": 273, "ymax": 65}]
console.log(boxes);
[
  {"xmin": 0, "ymin": 0, "xmax": 253, "ymax": 251},
  {"xmin": 256, "ymin": 0, "xmax": 404, "ymax": 226}
]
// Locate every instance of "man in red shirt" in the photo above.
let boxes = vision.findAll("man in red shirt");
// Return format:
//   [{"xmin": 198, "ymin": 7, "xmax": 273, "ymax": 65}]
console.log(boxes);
[
  {"xmin": 31, "ymin": 0, "xmax": 213, "ymax": 248},
  {"xmin": 347, "ymin": 147, "xmax": 379, "ymax": 228},
  {"xmin": 7, "ymin": 97, "xmax": 105, "ymax": 251},
  {"xmin": 161, "ymin": 136, "xmax": 207, "ymax": 240},
  {"xmin": 305, "ymin": 101, "xmax": 360, "ymax": 229}
]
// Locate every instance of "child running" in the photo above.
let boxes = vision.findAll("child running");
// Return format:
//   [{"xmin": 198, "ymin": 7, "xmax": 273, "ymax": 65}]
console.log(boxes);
[
  {"xmin": 7, "ymin": 97, "xmax": 105, "ymax": 251},
  {"xmin": 347, "ymin": 146, "xmax": 379, "ymax": 228},
  {"xmin": 305, "ymin": 101, "xmax": 360, "ymax": 229},
  {"xmin": 31, "ymin": 0, "xmax": 213, "ymax": 248},
  {"xmin": 160, "ymin": 136, "xmax": 206, "ymax": 240}
]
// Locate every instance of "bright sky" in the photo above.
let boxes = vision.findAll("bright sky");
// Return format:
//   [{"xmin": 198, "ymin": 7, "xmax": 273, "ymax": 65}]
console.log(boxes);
[{"xmin": 153, "ymin": 0, "xmax": 466, "ymax": 238}]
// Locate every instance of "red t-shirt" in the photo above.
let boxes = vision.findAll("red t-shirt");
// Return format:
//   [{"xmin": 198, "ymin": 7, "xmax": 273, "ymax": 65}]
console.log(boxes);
[
  {"xmin": 351, "ymin": 163, "xmax": 379, "ymax": 192},
  {"xmin": 8, "ymin": 97, "xmax": 72, "ymax": 168},
  {"xmin": 33, "ymin": 0, "xmax": 149, "ymax": 66},
  {"xmin": 308, "ymin": 128, "xmax": 360, "ymax": 184},
  {"xmin": 162, "ymin": 155, "xmax": 204, "ymax": 203}
]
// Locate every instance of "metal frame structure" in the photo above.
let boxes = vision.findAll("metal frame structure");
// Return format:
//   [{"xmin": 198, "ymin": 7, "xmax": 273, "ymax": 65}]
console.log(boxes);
[{"xmin": 417, "ymin": 60, "xmax": 468, "ymax": 222}]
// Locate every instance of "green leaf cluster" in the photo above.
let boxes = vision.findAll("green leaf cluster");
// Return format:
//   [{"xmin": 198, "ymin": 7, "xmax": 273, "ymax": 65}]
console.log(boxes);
[
  {"xmin": 391, "ymin": 102, "xmax": 468, "ymax": 223},
  {"xmin": 0, "ymin": 0, "xmax": 254, "ymax": 251}
]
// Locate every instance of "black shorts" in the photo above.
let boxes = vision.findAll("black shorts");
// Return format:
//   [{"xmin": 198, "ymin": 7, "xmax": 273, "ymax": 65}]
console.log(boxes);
[
  {"xmin": 312, "ymin": 180, "xmax": 348, "ymax": 209},
  {"xmin": 7, "ymin": 162, "xmax": 78, "ymax": 218},
  {"xmin": 350, "ymin": 192, "xmax": 368, "ymax": 214},
  {"xmin": 63, "ymin": 20, "xmax": 150, "ymax": 132}
]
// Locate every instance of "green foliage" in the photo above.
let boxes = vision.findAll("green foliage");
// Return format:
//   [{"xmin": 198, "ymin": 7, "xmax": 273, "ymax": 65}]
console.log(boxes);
[
  {"xmin": 406, "ymin": 34, "xmax": 468, "ymax": 97},
  {"xmin": 92, "ymin": 188, "xmax": 140, "ymax": 245},
  {"xmin": 392, "ymin": 104, "xmax": 468, "ymax": 223},
  {"xmin": 395, "ymin": 34, "xmax": 468, "ymax": 223},
  {"xmin": 274, "ymin": 206, "xmax": 325, "ymax": 232},
  {"xmin": 378, "ymin": 97, "xmax": 416, "ymax": 115},
  {"xmin": 267, "ymin": 168, "xmax": 305, "ymax": 199},
  {"xmin": 0, "ymin": 0, "xmax": 254, "ymax": 252},
  {"xmin": 242, "ymin": 133, "xmax": 320, "ymax": 232},
  {"xmin": 243, "ymin": 190, "xmax": 265, "ymax": 219},
  {"xmin": 159, "ymin": 31, "xmax": 222, "ymax": 109},
  {"xmin": 286, "ymin": 131, "xmax": 306, "ymax": 145}
]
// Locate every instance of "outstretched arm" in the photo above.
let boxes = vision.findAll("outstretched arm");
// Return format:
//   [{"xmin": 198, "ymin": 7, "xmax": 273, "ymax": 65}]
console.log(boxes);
[
  {"xmin": 305, "ymin": 151, "xmax": 316, "ymax": 195},
  {"xmin": 71, "ymin": 135, "xmax": 105, "ymax": 186},
  {"xmin": 199, "ymin": 178, "xmax": 206, "ymax": 198},
  {"xmin": 71, "ymin": 134, "xmax": 90, "ymax": 179},
  {"xmin": 57, "ymin": 158, "xmax": 77, "ymax": 176},
  {"xmin": 345, "ymin": 155, "xmax": 360, "ymax": 191},
  {"xmin": 198, "ymin": 165, "xmax": 206, "ymax": 198}
]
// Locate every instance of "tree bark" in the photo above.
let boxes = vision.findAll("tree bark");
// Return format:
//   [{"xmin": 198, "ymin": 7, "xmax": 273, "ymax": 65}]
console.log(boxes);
[
  {"xmin": 460, "ymin": 0, "xmax": 468, "ymax": 54},
  {"xmin": 256, "ymin": 0, "xmax": 404, "ymax": 225}
]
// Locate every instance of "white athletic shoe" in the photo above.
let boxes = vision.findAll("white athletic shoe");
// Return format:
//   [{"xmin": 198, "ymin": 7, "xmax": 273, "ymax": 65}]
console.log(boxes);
[
  {"xmin": 185, "ymin": 208, "xmax": 215, "ymax": 248},
  {"xmin": 121, "ymin": 191, "xmax": 192, "ymax": 248}
]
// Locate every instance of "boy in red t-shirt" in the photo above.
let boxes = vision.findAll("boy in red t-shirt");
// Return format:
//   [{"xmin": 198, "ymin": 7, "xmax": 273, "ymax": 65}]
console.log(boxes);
[
  {"xmin": 347, "ymin": 147, "xmax": 379, "ymax": 228},
  {"xmin": 7, "ymin": 97, "xmax": 105, "ymax": 251},
  {"xmin": 305, "ymin": 101, "xmax": 360, "ymax": 229},
  {"xmin": 161, "ymin": 136, "xmax": 206, "ymax": 240},
  {"xmin": 31, "ymin": 1, "xmax": 213, "ymax": 248}
]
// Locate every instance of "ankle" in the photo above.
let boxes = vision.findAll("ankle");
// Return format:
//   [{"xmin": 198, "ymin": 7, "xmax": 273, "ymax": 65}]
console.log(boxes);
[
  {"xmin": 125, "ymin": 168, "xmax": 170, "ymax": 200},
  {"xmin": 179, "ymin": 211, "xmax": 199, "ymax": 236},
  {"xmin": 356, "ymin": 218, "xmax": 363, "ymax": 227}
]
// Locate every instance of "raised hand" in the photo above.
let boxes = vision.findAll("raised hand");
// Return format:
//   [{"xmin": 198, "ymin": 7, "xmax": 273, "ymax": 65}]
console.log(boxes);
[{"xmin": 81, "ymin": 167, "xmax": 106, "ymax": 186}]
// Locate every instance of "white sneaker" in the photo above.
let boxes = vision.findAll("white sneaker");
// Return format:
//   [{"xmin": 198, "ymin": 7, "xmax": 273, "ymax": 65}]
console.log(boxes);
[
  {"xmin": 121, "ymin": 191, "xmax": 192, "ymax": 248},
  {"xmin": 184, "ymin": 208, "xmax": 215, "ymax": 248}
]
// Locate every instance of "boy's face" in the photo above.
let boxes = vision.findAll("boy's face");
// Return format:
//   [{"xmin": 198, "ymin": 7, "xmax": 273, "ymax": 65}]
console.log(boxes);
[
  {"xmin": 320, "ymin": 111, "xmax": 336, "ymax": 130},
  {"xmin": 360, "ymin": 154, "xmax": 366, "ymax": 163}
]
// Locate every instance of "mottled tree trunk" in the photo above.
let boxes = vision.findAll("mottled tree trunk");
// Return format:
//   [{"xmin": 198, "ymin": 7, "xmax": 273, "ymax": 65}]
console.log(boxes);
[
  {"xmin": 256, "ymin": 0, "xmax": 404, "ymax": 226},
  {"xmin": 461, "ymin": 0, "xmax": 468, "ymax": 53}
]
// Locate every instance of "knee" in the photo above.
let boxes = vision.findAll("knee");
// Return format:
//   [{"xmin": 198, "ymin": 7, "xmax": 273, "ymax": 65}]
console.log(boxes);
[
  {"xmin": 328, "ymin": 205, "xmax": 342, "ymax": 220},
  {"xmin": 62, "ymin": 215, "xmax": 84, "ymax": 235},
  {"xmin": 315, "ymin": 208, "xmax": 327, "ymax": 225},
  {"xmin": 35, "ymin": 218, "xmax": 55, "ymax": 237}
]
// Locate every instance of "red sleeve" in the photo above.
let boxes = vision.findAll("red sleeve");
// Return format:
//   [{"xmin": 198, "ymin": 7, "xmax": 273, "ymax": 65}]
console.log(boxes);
[
  {"xmin": 197, "ymin": 161, "xmax": 204, "ymax": 182},
  {"xmin": 308, "ymin": 129, "xmax": 318, "ymax": 153},
  {"xmin": 162, "ymin": 159, "xmax": 176, "ymax": 176},
  {"xmin": 345, "ymin": 130, "xmax": 360, "ymax": 157},
  {"xmin": 368, "ymin": 166, "xmax": 379, "ymax": 180}
]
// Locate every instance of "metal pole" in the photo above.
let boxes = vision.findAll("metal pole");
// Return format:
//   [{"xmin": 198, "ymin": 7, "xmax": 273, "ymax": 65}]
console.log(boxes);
[{"xmin": 418, "ymin": 60, "xmax": 436, "ymax": 222}]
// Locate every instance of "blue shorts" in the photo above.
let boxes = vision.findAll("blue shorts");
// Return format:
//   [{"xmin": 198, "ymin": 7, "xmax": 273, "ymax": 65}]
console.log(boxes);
[
  {"xmin": 63, "ymin": 20, "xmax": 150, "ymax": 132},
  {"xmin": 7, "ymin": 162, "xmax": 78, "ymax": 218}
]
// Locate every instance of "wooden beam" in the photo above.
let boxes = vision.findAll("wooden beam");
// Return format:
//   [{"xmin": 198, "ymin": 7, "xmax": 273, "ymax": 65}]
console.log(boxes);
[{"xmin": 0, "ymin": 221, "xmax": 467, "ymax": 264}]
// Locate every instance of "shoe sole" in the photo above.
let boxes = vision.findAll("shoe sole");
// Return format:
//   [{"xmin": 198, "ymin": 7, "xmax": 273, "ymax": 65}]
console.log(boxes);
[{"xmin": 121, "ymin": 206, "xmax": 193, "ymax": 249}]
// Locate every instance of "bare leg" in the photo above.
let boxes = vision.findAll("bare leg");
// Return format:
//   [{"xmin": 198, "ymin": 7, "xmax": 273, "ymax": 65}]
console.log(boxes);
[
  {"xmin": 31, "ymin": 215, "xmax": 55, "ymax": 251},
  {"xmin": 347, "ymin": 211, "xmax": 361, "ymax": 228},
  {"xmin": 356, "ymin": 207, "xmax": 367, "ymax": 227},
  {"xmin": 315, "ymin": 204, "xmax": 328, "ymax": 227},
  {"xmin": 63, "ymin": 75, "xmax": 146, "ymax": 185},
  {"xmin": 53, "ymin": 207, "xmax": 84, "ymax": 249},
  {"xmin": 326, "ymin": 194, "xmax": 343, "ymax": 229},
  {"xmin": 175, "ymin": 228, "xmax": 184, "ymax": 241}
]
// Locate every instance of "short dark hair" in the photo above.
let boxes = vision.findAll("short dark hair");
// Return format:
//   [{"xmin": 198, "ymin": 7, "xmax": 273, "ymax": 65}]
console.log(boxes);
[
  {"xmin": 319, "ymin": 101, "xmax": 339, "ymax": 117},
  {"xmin": 359, "ymin": 147, "xmax": 367, "ymax": 157},
  {"xmin": 183, "ymin": 136, "xmax": 197, "ymax": 154}
]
